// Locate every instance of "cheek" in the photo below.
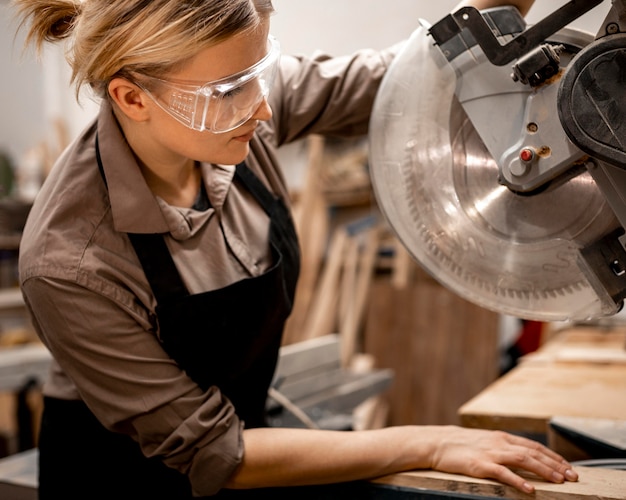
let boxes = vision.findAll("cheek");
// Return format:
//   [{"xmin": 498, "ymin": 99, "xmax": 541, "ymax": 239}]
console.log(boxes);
[
  {"xmin": 148, "ymin": 110, "xmax": 250, "ymax": 165},
  {"xmin": 152, "ymin": 121, "xmax": 222, "ymax": 159},
  {"xmin": 184, "ymin": 131, "xmax": 251, "ymax": 165}
]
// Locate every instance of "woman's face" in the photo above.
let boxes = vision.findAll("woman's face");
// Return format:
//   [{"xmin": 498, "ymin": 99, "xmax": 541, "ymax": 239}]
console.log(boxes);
[{"xmin": 138, "ymin": 21, "xmax": 273, "ymax": 168}]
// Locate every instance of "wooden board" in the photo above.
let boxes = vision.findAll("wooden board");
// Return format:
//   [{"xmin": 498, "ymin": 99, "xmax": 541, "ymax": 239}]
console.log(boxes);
[
  {"xmin": 373, "ymin": 466, "xmax": 626, "ymax": 500},
  {"xmin": 523, "ymin": 327, "xmax": 626, "ymax": 365},
  {"xmin": 459, "ymin": 362, "xmax": 626, "ymax": 434},
  {"xmin": 459, "ymin": 327, "xmax": 626, "ymax": 435}
]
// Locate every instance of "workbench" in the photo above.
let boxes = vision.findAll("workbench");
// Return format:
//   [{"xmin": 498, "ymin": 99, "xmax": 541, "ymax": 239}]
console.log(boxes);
[
  {"xmin": 459, "ymin": 325, "xmax": 626, "ymax": 464},
  {"xmin": 2, "ymin": 329, "xmax": 625, "ymax": 498},
  {"xmin": 459, "ymin": 327, "xmax": 626, "ymax": 431},
  {"xmin": 1, "ymin": 447, "xmax": 624, "ymax": 499}
]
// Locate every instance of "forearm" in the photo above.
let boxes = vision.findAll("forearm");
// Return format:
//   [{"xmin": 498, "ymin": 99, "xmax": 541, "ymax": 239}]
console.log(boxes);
[
  {"xmin": 455, "ymin": 0, "xmax": 535, "ymax": 16},
  {"xmin": 224, "ymin": 424, "xmax": 578, "ymax": 495},
  {"xmin": 225, "ymin": 426, "xmax": 436, "ymax": 489}
]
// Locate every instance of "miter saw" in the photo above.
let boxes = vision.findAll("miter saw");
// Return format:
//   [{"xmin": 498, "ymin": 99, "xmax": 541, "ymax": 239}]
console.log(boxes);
[{"xmin": 369, "ymin": 0, "xmax": 626, "ymax": 322}]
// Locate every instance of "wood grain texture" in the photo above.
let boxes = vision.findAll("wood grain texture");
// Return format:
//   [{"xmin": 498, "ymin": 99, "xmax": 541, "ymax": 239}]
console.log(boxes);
[
  {"xmin": 459, "ymin": 328, "xmax": 626, "ymax": 434},
  {"xmin": 363, "ymin": 247, "xmax": 500, "ymax": 426},
  {"xmin": 372, "ymin": 466, "xmax": 626, "ymax": 500}
]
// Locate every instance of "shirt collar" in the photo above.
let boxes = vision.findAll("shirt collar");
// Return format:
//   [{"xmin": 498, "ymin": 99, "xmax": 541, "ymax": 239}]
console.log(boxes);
[{"xmin": 96, "ymin": 100, "xmax": 170, "ymax": 234}]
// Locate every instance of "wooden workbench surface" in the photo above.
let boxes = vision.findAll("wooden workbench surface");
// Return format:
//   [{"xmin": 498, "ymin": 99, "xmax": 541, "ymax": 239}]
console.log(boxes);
[
  {"xmin": 373, "ymin": 466, "xmax": 626, "ymax": 500},
  {"xmin": 459, "ymin": 327, "xmax": 626, "ymax": 434}
]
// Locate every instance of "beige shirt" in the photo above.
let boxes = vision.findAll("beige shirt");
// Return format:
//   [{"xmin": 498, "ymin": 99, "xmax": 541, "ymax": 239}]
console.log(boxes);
[{"xmin": 19, "ymin": 46, "xmax": 397, "ymax": 496}]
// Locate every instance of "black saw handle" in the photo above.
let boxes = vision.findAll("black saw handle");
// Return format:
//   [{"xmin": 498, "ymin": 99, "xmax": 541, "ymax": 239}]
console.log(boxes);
[{"xmin": 429, "ymin": 0, "xmax": 604, "ymax": 66}]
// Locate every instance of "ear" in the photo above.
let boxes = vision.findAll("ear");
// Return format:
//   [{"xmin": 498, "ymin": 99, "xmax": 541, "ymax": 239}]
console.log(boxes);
[{"xmin": 108, "ymin": 77, "xmax": 151, "ymax": 123}]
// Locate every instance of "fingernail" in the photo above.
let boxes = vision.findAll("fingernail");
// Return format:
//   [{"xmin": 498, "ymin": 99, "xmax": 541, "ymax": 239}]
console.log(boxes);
[
  {"xmin": 565, "ymin": 469, "xmax": 578, "ymax": 481},
  {"xmin": 523, "ymin": 482, "xmax": 534, "ymax": 494},
  {"xmin": 552, "ymin": 471, "xmax": 564, "ymax": 482}
]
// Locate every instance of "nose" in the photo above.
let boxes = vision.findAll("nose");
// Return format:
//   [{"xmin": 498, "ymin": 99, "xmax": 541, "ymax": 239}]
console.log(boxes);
[{"xmin": 251, "ymin": 97, "xmax": 272, "ymax": 123}]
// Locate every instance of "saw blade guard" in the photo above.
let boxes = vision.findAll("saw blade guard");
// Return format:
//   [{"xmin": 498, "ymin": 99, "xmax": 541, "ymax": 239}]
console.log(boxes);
[{"xmin": 368, "ymin": 21, "xmax": 622, "ymax": 322}]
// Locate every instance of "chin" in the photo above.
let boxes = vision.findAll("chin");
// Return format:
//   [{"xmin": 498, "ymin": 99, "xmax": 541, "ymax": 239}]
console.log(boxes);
[
  {"xmin": 216, "ymin": 143, "xmax": 251, "ymax": 166},
  {"xmin": 191, "ymin": 135, "xmax": 251, "ymax": 165}
]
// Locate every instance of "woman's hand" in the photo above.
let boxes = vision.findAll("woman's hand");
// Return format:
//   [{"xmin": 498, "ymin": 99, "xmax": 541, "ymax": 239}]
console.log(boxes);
[{"xmin": 427, "ymin": 426, "xmax": 578, "ymax": 494}]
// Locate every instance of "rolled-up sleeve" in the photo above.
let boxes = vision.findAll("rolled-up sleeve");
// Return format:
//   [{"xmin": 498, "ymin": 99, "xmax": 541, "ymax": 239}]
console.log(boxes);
[{"xmin": 21, "ymin": 275, "xmax": 243, "ymax": 496}]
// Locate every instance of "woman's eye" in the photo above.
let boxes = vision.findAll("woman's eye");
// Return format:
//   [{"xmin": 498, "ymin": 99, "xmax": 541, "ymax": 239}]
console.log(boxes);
[{"xmin": 223, "ymin": 87, "xmax": 244, "ymax": 99}]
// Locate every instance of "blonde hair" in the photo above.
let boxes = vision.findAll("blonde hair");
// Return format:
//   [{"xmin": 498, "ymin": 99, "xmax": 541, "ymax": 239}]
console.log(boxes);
[{"xmin": 13, "ymin": 0, "xmax": 275, "ymax": 99}]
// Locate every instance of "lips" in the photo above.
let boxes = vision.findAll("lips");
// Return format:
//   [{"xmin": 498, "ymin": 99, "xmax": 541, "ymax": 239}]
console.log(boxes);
[{"xmin": 232, "ymin": 127, "xmax": 256, "ymax": 142}]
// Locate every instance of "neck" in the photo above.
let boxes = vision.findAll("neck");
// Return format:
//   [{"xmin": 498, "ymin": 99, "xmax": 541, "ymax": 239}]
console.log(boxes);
[
  {"xmin": 114, "ymin": 108, "xmax": 202, "ymax": 208},
  {"xmin": 141, "ymin": 159, "xmax": 201, "ymax": 208}
]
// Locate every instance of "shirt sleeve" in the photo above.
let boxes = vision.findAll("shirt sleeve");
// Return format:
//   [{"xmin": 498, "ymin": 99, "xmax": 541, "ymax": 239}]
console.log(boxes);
[
  {"xmin": 270, "ymin": 43, "xmax": 404, "ymax": 145},
  {"xmin": 21, "ymin": 275, "xmax": 243, "ymax": 496}
]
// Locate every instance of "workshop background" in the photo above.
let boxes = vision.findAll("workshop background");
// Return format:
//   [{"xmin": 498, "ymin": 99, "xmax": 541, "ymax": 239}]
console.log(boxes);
[{"xmin": 0, "ymin": 2, "xmax": 624, "ymax": 497}]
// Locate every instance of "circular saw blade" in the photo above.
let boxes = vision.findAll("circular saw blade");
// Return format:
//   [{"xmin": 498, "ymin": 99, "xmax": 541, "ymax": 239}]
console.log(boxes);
[{"xmin": 369, "ymin": 23, "xmax": 621, "ymax": 321}]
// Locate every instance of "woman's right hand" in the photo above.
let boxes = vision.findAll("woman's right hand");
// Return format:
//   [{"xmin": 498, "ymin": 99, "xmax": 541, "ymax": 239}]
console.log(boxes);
[{"xmin": 425, "ymin": 425, "xmax": 578, "ymax": 494}]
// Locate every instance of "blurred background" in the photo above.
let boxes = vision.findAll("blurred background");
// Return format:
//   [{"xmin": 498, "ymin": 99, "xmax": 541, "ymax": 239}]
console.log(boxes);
[{"xmin": 0, "ymin": 0, "xmax": 611, "ymax": 176}]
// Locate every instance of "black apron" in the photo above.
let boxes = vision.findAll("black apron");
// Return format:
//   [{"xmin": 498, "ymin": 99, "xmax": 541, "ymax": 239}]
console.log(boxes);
[{"xmin": 37, "ymin": 149, "xmax": 303, "ymax": 498}]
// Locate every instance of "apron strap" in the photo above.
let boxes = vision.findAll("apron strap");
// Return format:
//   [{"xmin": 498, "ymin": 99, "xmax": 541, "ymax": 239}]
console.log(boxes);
[
  {"xmin": 128, "ymin": 233, "xmax": 189, "ymax": 302},
  {"xmin": 234, "ymin": 162, "xmax": 278, "ymax": 215},
  {"xmin": 95, "ymin": 134, "xmax": 188, "ymax": 303}
]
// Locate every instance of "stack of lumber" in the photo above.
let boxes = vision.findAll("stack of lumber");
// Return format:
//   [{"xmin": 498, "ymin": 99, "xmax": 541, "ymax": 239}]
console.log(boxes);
[{"xmin": 283, "ymin": 135, "xmax": 502, "ymax": 428}]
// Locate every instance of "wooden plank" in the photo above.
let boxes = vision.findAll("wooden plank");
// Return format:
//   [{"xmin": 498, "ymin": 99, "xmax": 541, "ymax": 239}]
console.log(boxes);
[
  {"xmin": 339, "ymin": 223, "xmax": 379, "ymax": 367},
  {"xmin": 390, "ymin": 238, "xmax": 414, "ymax": 290},
  {"xmin": 372, "ymin": 466, "xmax": 626, "ymax": 500},
  {"xmin": 459, "ymin": 363, "xmax": 626, "ymax": 434},
  {"xmin": 364, "ymin": 264, "xmax": 500, "ymax": 426},
  {"xmin": 522, "ymin": 327, "xmax": 626, "ymax": 365},
  {"xmin": 283, "ymin": 135, "xmax": 329, "ymax": 345},
  {"xmin": 301, "ymin": 227, "xmax": 348, "ymax": 340}
]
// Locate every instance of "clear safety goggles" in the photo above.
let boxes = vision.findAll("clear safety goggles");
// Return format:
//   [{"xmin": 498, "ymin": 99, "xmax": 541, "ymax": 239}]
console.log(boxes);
[{"xmin": 134, "ymin": 36, "xmax": 280, "ymax": 133}]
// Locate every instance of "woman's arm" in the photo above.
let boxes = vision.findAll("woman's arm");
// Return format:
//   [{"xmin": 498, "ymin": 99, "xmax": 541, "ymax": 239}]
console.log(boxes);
[
  {"xmin": 227, "ymin": 424, "xmax": 577, "ymax": 495},
  {"xmin": 455, "ymin": 0, "xmax": 535, "ymax": 16}
]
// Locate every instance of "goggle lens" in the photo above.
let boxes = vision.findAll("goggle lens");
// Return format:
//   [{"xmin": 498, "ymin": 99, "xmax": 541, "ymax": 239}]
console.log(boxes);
[{"xmin": 136, "ymin": 36, "xmax": 280, "ymax": 133}]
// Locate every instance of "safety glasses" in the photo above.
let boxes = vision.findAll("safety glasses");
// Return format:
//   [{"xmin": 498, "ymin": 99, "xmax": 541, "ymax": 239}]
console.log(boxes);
[{"xmin": 134, "ymin": 36, "xmax": 280, "ymax": 133}]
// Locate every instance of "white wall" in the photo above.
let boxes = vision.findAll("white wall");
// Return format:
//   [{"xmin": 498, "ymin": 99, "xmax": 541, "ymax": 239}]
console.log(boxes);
[{"xmin": 0, "ymin": 0, "xmax": 613, "ymax": 169}]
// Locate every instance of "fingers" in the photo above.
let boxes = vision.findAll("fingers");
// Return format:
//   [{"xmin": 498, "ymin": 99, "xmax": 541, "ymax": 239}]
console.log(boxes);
[
  {"xmin": 482, "ymin": 435, "xmax": 578, "ymax": 493},
  {"xmin": 503, "ymin": 432, "xmax": 579, "ymax": 482},
  {"xmin": 481, "ymin": 463, "xmax": 536, "ymax": 494},
  {"xmin": 431, "ymin": 427, "xmax": 579, "ymax": 494}
]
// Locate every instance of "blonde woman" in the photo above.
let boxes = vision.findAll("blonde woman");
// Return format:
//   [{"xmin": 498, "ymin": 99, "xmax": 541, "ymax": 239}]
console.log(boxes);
[{"xmin": 14, "ymin": 0, "xmax": 577, "ymax": 498}]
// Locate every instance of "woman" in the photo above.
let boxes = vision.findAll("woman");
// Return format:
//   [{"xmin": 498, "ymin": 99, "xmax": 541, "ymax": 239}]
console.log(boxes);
[{"xmin": 14, "ymin": 0, "xmax": 578, "ymax": 498}]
